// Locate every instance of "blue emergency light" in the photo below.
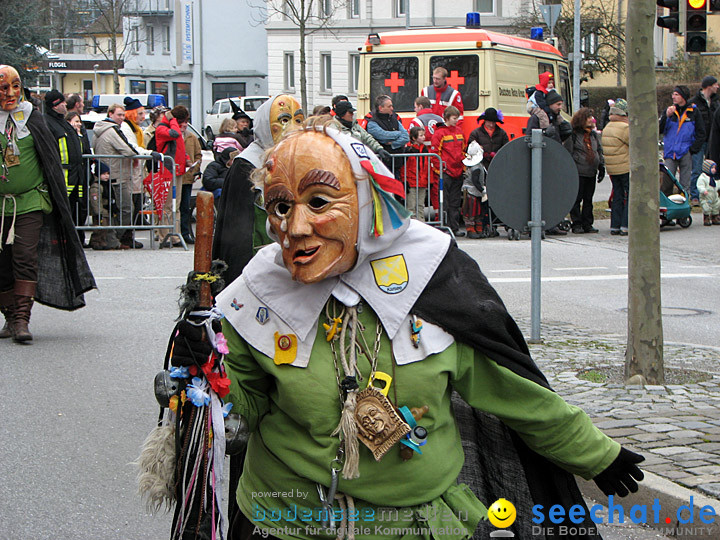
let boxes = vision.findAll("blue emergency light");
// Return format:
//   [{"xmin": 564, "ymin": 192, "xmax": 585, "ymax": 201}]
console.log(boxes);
[
  {"xmin": 531, "ymin": 27, "xmax": 544, "ymax": 41},
  {"xmin": 466, "ymin": 12, "xmax": 481, "ymax": 28}
]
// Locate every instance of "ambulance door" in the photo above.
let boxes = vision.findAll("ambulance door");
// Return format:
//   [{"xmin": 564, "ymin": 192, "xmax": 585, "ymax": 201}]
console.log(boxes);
[
  {"xmin": 424, "ymin": 53, "xmax": 482, "ymax": 116},
  {"xmin": 366, "ymin": 54, "xmax": 420, "ymax": 118}
]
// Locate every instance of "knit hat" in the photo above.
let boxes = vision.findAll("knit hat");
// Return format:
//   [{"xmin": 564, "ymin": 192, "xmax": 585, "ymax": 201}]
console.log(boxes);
[
  {"xmin": 702, "ymin": 159, "xmax": 717, "ymax": 177},
  {"xmin": 123, "ymin": 96, "xmax": 143, "ymax": 111},
  {"xmin": 479, "ymin": 107, "xmax": 504, "ymax": 124},
  {"xmin": 673, "ymin": 85, "xmax": 690, "ymax": 102},
  {"xmin": 334, "ymin": 100, "xmax": 355, "ymax": 117},
  {"xmin": 44, "ymin": 89, "xmax": 65, "ymax": 108},
  {"xmin": 609, "ymin": 98, "xmax": 628, "ymax": 116},
  {"xmin": 545, "ymin": 90, "xmax": 563, "ymax": 106},
  {"xmin": 92, "ymin": 161, "xmax": 110, "ymax": 177},
  {"xmin": 701, "ymin": 76, "xmax": 718, "ymax": 89}
]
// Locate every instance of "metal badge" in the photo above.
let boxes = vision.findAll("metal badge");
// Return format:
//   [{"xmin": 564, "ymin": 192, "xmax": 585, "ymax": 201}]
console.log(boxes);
[
  {"xmin": 255, "ymin": 306, "xmax": 270, "ymax": 324},
  {"xmin": 354, "ymin": 386, "xmax": 410, "ymax": 461}
]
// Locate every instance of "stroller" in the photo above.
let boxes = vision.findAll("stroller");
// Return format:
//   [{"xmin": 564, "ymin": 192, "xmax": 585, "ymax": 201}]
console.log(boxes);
[{"xmin": 659, "ymin": 163, "xmax": 692, "ymax": 228}]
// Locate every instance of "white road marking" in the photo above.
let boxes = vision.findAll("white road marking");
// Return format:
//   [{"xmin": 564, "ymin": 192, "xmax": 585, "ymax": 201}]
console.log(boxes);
[
  {"xmin": 489, "ymin": 269, "xmax": 531, "ymax": 273},
  {"xmin": 489, "ymin": 273, "xmax": 710, "ymax": 284},
  {"xmin": 554, "ymin": 266, "xmax": 608, "ymax": 271},
  {"xmin": 94, "ymin": 276, "xmax": 186, "ymax": 280}
]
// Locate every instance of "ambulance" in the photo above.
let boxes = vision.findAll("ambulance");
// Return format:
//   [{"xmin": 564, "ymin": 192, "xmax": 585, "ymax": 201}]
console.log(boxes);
[{"xmin": 356, "ymin": 19, "xmax": 572, "ymax": 141}]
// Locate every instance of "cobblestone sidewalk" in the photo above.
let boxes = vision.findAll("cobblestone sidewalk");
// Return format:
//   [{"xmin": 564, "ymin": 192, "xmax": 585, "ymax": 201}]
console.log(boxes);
[{"xmin": 516, "ymin": 319, "xmax": 720, "ymax": 501}]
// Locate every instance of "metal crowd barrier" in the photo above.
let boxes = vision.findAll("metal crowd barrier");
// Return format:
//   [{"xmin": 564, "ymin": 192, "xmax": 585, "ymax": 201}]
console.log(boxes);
[
  {"xmin": 70, "ymin": 153, "xmax": 187, "ymax": 250},
  {"xmin": 383, "ymin": 151, "xmax": 447, "ymax": 230}
]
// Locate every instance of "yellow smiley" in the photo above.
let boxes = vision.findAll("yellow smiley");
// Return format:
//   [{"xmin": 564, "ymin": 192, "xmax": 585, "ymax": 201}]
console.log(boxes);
[{"xmin": 487, "ymin": 498, "xmax": 516, "ymax": 529}]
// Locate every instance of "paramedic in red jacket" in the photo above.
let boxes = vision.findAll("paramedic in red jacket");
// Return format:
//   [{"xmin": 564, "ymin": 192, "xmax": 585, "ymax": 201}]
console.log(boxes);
[{"xmin": 421, "ymin": 66, "xmax": 464, "ymax": 122}]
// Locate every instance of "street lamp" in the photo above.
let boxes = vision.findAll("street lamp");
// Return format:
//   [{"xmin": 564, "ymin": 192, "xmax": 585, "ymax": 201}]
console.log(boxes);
[{"xmin": 93, "ymin": 64, "xmax": 99, "ymax": 94}]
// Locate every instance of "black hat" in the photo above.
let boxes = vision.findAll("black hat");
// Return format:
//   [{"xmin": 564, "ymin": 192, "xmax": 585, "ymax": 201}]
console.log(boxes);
[
  {"xmin": 479, "ymin": 107, "xmax": 503, "ymax": 124},
  {"xmin": 232, "ymin": 109, "xmax": 251, "ymax": 122},
  {"xmin": 334, "ymin": 101, "xmax": 355, "ymax": 117},
  {"xmin": 123, "ymin": 96, "xmax": 143, "ymax": 111},
  {"xmin": 701, "ymin": 76, "xmax": 718, "ymax": 89},
  {"xmin": 673, "ymin": 85, "xmax": 690, "ymax": 102},
  {"xmin": 545, "ymin": 89, "xmax": 563, "ymax": 106},
  {"xmin": 92, "ymin": 161, "xmax": 110, "ymax": 177},
  {"xmin": 44, "ymin": 89, "xmax": 65, "ymax": 108}
]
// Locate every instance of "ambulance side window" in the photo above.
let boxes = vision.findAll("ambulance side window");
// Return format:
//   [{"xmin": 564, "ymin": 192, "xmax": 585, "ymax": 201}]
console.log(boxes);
[
  {"xmin": 537, "ymin": 62, "xmax": 554, "ymax": 79},
  {"xmin": 369, "ymin": 57, "xmax": 419, "ymax": 112},
  {"xmin": 429, "ymin": 55, "xmax": 479, "ymax": 111},
  {"xmin": 559, "ymin": 65, "xmax": 572, "ymax": 113}
]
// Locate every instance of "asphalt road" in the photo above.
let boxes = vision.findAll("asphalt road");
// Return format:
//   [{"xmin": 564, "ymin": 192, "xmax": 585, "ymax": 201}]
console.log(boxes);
[{"xmin": 2, "ymin": 211, "xmax": 713, "ymax": 538}]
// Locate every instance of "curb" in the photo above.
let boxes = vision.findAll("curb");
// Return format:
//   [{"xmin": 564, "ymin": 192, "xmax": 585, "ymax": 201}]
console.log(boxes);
[{"xmin": 578, "ymin": 471, "xmax": 720, "ymax": 540}]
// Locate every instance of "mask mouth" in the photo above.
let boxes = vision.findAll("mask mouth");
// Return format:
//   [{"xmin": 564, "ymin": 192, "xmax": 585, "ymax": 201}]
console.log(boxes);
[{"xmin": 293, "ymin": 245, "xmax": 320, "ymax": 263}]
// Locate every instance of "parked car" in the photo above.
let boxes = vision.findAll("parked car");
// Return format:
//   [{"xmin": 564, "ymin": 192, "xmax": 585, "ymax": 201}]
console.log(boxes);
[{"xmin": 203, "ymin": 95, "xmax": 269, "ymax": 140}]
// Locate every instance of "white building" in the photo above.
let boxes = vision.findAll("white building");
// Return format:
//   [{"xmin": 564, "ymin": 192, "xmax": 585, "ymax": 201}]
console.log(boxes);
[
  {"xmin": 265, "ymin": 0, "xmax": 529, "ymax": 110},
  {"xmin": 122, "ymin": 0, "xmax": 268, "ymax": 125}
]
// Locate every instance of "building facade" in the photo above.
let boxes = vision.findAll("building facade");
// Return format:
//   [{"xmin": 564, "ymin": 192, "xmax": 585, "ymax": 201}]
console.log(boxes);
[
  {"xmin": 121, "ymin": 0, "xmax": 268, "ymax": 125},
  {"xmin": 265, "ymin": 0, "xmax": 529, "ymax": 110}
]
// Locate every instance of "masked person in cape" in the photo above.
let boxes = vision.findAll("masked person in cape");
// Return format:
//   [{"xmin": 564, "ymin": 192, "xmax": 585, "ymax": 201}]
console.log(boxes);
[
  {"xmin": 0, "ymin": 65, "xmax": 95, "ymax": 342},
  {"xmin": 173, "ymin": 121, "xmax": 644, "ymax": 540}
]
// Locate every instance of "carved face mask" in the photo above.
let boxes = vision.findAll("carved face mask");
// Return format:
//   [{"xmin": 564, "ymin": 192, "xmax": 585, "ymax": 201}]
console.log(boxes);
[
  {"xmin": 0, "ymin": 66, "xmax": 23, "ymax": 112},
  {"xmin": 264, "ymin": 131, "xmax": 359, "ymax": 284},
  {"xmin": 269, "ymin": 95, "xmax": 305, "ymax": 143}
]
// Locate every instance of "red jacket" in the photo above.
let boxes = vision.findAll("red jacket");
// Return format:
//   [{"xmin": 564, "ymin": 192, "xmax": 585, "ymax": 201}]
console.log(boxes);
[
  {"xmin": 401, "ymin": 142, "xmax": 433, "ymax": 188},
  {"xmin": 155, "ymin": 114, "xmax": 187, "ymax": 176},
  {"xmin": 431, "ymin": 124, "xmax": 465, "ymax": 178},
  {"xmin": 421, "ymin": 84, "xmax": 464, "ymax": 121}
]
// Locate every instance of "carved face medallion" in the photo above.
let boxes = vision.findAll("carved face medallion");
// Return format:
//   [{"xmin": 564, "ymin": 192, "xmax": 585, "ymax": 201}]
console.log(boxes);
[{"xmin": 354, "ymin": 386, "xmax": 410, "ymax": 461}]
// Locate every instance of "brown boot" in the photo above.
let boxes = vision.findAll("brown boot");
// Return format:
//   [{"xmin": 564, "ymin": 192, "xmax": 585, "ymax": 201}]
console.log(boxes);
[
  {"xmin": 13, "ymin": 280, "xmax": 36, "ymax": 343},
  {"xmin": 713, "ymin": 215, "xmax": 720, "ymax": 225},
  {"xmin": 704, "ymin": 215, "xmax": 712, "ymax": 226},
  {"xmin": 0, "ymin": 289, "xmax": 15, "ymax": 339}
]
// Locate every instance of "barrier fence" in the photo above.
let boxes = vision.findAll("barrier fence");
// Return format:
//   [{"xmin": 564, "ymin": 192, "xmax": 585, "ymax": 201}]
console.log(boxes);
[{"xmin": 72, "ymin": 153, "xmax": 186, "ymax": 250}]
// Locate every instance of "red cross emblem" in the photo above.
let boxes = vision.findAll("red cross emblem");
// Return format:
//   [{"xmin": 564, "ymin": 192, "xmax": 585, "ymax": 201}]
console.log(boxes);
[
  {"xmin": 446, "ymin": 70, "xmax": 465, "ymax": 88},
  {"xmin": 384, "ymin": 72, "xmax": 405, "ymax": 93}
]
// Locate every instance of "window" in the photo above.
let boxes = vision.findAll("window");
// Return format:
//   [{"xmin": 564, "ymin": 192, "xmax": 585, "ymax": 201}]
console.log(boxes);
[
  {"xmin": 395, "ymin": 0, "xmax": 406, "ymax": 17},
  {"xmin": 429, "ymin": 55, "xmax": 480, "ymax": 111},
  {"xmin": 147, "ymin": 25, "xmax": 155, "ymax": 54},
  {"xmin": 369, "ymin": 57, "xmax": 418, "ymax": 112},
  {"xmin": 130, "ymin": 80, "xmax": 147, "ymax": 93},
  {"xmin": 212, "ymin": 83, "xmax": 246, "ymax": 103},
  {"xmin": 243, "ymin": 98, "xmax": 268, "ymax": 112},
  {"xmin": 284, "ymin": 52, "xmax": 295, "ymax": 90},
  {"xmin": 219, "ymin": 101, "xmax": 231, "ymax": 114},
  {"xmin": 348, "ymin": 53, "xmax": 360, "ymax": 94},
  {"xmin": 210, "ymin": 102, "xmax": 220, "ymax": 115},
  {"xmin": 321, "ymin": 53, "xmax": 332, "ymax": 92},
  {"xmin": 320, "ymin": 0, "xmax": 332, "ymax": 17},
  {"xmin": 349, "ymin": 0, "xmax": 360, "ymax": 18},
  {"xmin": 162, "ymin": 26, "xmax": 170, "ymax": 53},
  {"xmin": 151, "ymin": 81, "xmax": 169, "ymax": 103},
  {"xmin": 537, "ymin": 62, "xmax": 555, "ymax": 78},
  {"xmin": 581, "ymin": 31, "xmax": 599, "ymax": 58},
  {"xmin": 559, "ymin": 65, "xmax": 572, "ymax": 113},
  {"xmin": 174, "ymin": 82, "xmax": 191, "ymax": 113},
  {"xmin": 130, "ymin": 26, "xmax": 139, "ymax": 54},
  {"xmin": 474, "ymin": 0, "xmax": 494, "ymax": 14}
]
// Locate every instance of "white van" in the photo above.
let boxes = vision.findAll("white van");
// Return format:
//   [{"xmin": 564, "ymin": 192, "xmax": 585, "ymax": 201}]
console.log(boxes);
[{"xmin": 204, "ymin": 96, "xmax": 269, "ymax": 139}]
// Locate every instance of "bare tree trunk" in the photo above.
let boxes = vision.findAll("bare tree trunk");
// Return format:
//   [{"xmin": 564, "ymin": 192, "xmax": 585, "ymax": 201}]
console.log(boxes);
[
  {"xmin": 625, "ymin": 0, "xmax": 664, "ymax": 384},
  {"xmin": 299, "ymin": 18, "xmax": 308, "ymax": 113}
]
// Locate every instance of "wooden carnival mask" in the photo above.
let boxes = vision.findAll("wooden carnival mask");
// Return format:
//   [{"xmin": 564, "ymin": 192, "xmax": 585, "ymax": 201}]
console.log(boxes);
[
  {"xmin": 264, "ymin": 130, "xmax": 359, "ymax": 284},
  {"xmin": 269, "ymin": 95, "xmax": 305, "ymax": 143},
  {"xmin": 0, "ymin": 66, "xmax": 23, "ymax": 112}
]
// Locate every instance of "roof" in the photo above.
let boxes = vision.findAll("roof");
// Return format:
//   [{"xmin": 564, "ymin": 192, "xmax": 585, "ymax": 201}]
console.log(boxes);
[{"xmin": 365, "ymin": 27, "xmax": 562, "ymax": 57}]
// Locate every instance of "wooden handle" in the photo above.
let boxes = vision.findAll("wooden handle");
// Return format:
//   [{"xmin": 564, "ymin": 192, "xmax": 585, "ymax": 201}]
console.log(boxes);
[{"xmin": 194, "ymin": 191, "xmax": 215, "ymax": 308}]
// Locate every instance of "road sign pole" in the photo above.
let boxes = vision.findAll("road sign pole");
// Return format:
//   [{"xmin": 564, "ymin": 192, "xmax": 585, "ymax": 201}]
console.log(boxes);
[{"xmin": 529, "ymin": 129, "xmax": 544, "ymax": 343}]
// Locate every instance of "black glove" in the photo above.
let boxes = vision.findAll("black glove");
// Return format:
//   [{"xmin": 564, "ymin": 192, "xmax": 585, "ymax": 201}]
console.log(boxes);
[
  {"xmin": 377, "ymin": 148, "xmax": 391, "ymax": 163},
  {"xmin": 593, "ymin": 447, "xmax": 645, "ymax": 497},
  {"xmin": 597, "ymin": 165, "xmax": 605, "ymax": 183},
  {"xmin": 151, "ymin": 151, "xmax": 162, "ymax": 162},
  {"xmin": 171, "ymin": 320, "xmax": 213, "ymax": 367}
]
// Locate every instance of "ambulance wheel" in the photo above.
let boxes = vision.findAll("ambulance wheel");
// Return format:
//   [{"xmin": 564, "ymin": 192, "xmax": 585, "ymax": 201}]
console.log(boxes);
[{"xmin": 678, "ymin": 216, "xmax": 692, "ymax": 228}]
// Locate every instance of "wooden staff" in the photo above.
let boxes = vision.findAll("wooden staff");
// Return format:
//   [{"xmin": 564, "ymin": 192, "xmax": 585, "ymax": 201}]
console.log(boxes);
[{"xmin": 194, "ymin": 191, "xmax": 215, "ymax": 308}]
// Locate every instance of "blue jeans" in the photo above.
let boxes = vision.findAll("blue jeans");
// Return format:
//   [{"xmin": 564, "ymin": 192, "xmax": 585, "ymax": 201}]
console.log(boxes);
[
  {"xmin": 610, "ymin": 173, "xmax": 629, "ymax": 231},
  {"xmin": 690, "ymin": 142, "xmax": 707, "ymax": 201},
  {"xmin": 180, "ymin": 184, "xmax": 193, "ymax": 237}
]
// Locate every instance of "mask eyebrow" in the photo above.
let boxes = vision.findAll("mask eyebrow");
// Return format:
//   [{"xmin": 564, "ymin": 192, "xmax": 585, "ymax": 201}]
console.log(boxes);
[
  {"xmin": 265, "ymin": 184, "xmax": 294, "ymax": 207},
  {"xmin": 298, "ymin": 169, "xmax": 340, "ymax": 193}
]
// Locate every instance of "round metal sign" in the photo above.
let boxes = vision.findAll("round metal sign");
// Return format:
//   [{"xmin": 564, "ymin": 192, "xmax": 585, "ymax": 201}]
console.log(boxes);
[{"xmin": 486, "ymin": 135, "xmax": 578, "ymax": 232}]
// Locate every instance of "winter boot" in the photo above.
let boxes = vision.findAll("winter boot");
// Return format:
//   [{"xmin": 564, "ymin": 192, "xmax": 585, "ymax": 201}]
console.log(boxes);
[
  {"xmin": 713, "ymin": 215, "xmax": 720, "ymax": 225},
  {"xmin": 704, "ymin": 215, "xmax": 712, "ymax": 226},
  {"xmin": 13, "ymin": 280, "xmax": 36, "ymax": 343},
  {"xmin": 0, "ymin": 289, "xmax": 15, "ymax": 339},
  {"xmin": 120, "ymin": 230, "xmax": 143, "ymax": 249}
]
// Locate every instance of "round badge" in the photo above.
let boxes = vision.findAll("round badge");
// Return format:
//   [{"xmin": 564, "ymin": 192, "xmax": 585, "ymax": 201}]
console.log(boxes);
[{"xmin": 277, "ymin": 335, "xmax": 292, "ymax": 351}]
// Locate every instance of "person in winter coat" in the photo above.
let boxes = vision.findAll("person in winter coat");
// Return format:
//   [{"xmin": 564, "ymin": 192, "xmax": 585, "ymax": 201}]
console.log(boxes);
[
  {"xmin": 233, "ymin": 110, "xmax": 254, "ymax": 149},
  {"xmin": 401, "ymin": 126, "xmax": 430, "ymax": 222},
  {"xmin": 601, "ymin": 99, "xmax": 630, "ymax": 235},
  {"xmin": 365, "ymin": 95, "xmax": 409, "ymax": 174},
  {"xmin": 564, "ymin": 108, "xmax": 605, "ymax": 234},
  {"xmin": 431, "ymin": 106, "xmax": 465, "ymax": 236},
  {"xmin": 410, "ymin": 96, "xmax": 443, "ymax": 209},
  {"xmin": 525, "ymin": 71, "xmax": 555, "ymax": 128},
  {"xmin": 212, "ymin": 118, "xmax": 244, "ymax": 158},
  {"xmin": 659, "ymin": 86, "xmax": 705, "ymax": 200},
  {"xmin": 332, "ymin": 100, "xmax": 388, "ymax": 160},
  {"xmin": 688, "ymin": 76, "xmax": 719, "ymax": 202},
  {"xmin": 155, "ymin": 105, "xmax": 189, "ymax": 179},
  {"xmin": 179, "ymin": 124, "xmax": 202, "ymax": 244},
  {"xmin": 202, "ymin": 147, "xmax": 235, "ymax": 197},
  {"xmin": 467, "ymin": 107, "xmax": 510, "ymax": 170},
  {"xmin": 461, "ymin": 141, "xmax": 491, "ymax": 238},
  {"xmin": 697, "ymin": 160, "xmax": 720, "ymax": 226}
]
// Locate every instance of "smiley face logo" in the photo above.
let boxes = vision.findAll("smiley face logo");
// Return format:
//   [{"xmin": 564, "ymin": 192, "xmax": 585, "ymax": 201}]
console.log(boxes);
[{"xmin": 487, "ymin": 498, "xmax": 516, "ymax": 529}]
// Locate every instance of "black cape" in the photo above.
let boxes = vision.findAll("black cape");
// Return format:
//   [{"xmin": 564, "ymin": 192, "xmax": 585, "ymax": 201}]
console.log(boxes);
[
  {"xmin": 413, "ymin": 243, "xmax": 601, "ymax": 540},
  {"xmin": 27, "ymin": 109, "xmax": 96, "ymax": 309}
]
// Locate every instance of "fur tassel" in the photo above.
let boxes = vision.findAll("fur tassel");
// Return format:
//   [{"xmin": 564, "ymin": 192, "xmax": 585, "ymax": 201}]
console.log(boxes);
[
  {"xmin": 332, "ymin": 390, "xmax": 360, "ymax": 479},
  {"xmin": 134, "ymin": 423, "xmax": 177, "ymax": 514}
]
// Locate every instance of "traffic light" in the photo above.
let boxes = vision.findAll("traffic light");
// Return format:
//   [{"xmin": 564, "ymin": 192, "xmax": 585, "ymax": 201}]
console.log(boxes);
[
  {"xmin": 657, "ymin": 0, "xmax": 681, "ymax": 34},
  {"xmin": 686, "ymin": 0, "xmax": 707, "ymax": 53}
]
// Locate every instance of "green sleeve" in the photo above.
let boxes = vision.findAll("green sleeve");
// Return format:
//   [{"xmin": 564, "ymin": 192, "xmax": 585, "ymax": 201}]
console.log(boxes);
[
  {"xmin": 222, "ymin": 319, "xmax": 272, "ymax": 431},
  {"xmin": 451, "ymin": 343, "xmax": 620, "ymax": 480},
  {"xmin": 252, "ymin": 205, "xmax": 272, "ymax": 254}
]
